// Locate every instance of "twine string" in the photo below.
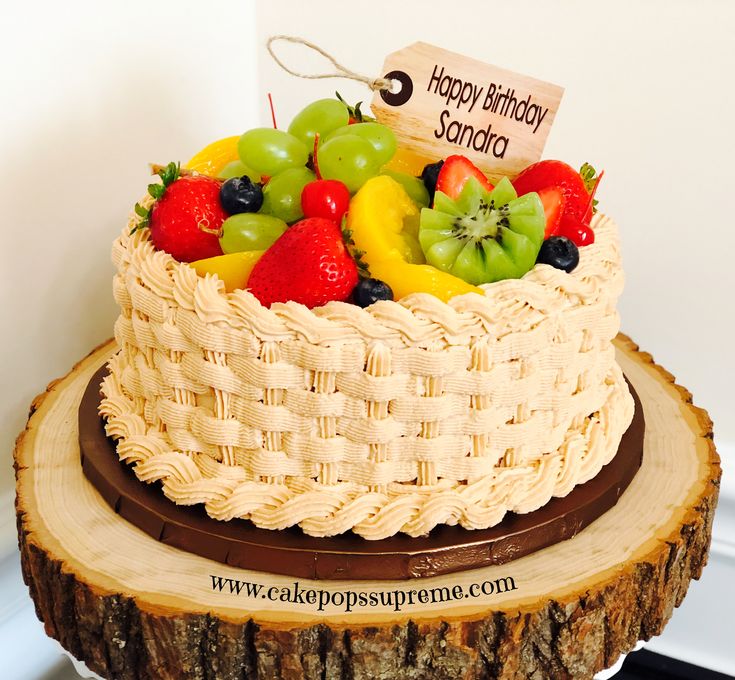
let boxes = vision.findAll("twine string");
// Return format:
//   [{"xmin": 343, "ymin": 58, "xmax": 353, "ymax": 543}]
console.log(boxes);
[{"xmin": 266, "ymin": 35, "xmax": 393, "ymax": 92}]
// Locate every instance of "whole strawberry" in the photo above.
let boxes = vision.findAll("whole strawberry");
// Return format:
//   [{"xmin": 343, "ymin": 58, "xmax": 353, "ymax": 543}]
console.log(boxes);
[
  {"xmin": 248, "ymin": 217, "xmax": 358, "ymax": 308},
  {"xmin": 149, "ymin": 173, "xmax": 226, "ymax": 262},
  {"xmin": 512, "ymin": 160, "xmax": 600, "ymax": 246}
]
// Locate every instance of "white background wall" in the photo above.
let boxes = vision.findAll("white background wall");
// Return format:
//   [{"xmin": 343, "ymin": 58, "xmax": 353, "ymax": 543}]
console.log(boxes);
[{"xmin": 1, "ymin": 0, "xmax": 733, "ymax": 676}]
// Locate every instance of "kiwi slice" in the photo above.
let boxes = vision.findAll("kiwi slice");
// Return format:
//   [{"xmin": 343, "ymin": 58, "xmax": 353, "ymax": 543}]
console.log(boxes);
[{"xmin": 419, "ymin": 176, "xmax": 545, "ymax": 285}]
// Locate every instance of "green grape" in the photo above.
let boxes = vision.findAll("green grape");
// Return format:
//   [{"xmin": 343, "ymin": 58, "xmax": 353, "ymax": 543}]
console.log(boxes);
[
  {"xmin": 318, "ymin": 134, "xmax": 380, "ymax": 194},
  {"xmin": 326, "ymin": 122, "xmax": 397, "ymax": 166},
  {"xmin": 218, "ymin": 160, "xmax": 261, "ymax": 182},
  {"xmin": 238, "ymin": 128, "xmax": 308, "ymax": 177},
  {"xmin": 219, "ymin": 213, "xmax": 287, "ymax": 254},
  {"xmin": 380, "ymin": 169, "xmax": 430, "ymax": 207},
  {"xmin": 287, "ymin": 98, "xmax": 350, "ymax": 148},
  {"xmin": 261, "ymin": 167, "xmax": 315, "ymax": 223}
]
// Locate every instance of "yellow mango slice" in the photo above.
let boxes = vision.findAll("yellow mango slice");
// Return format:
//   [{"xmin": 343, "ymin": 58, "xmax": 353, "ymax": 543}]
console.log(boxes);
[
  {"xmin": 369, "ymin": 261, "xmax": 482, "ymax": 303},
  {"xmin": 347, "ymin": 176, "xmax": 483, "ymax": 302},
  {"xmin": 190, "ymin": 251, "xmax": 263, "ymax": 293},
  {"xmin": 384, "ymin": 147, "xmax": 435, "ymax": 177},
  {"xmin": 347, "ymin": 175, "xmax": 422, "ymax": 264},
  {"xmin": 186, "ymin": 136, "xmax": 240, "ymax": 177}
]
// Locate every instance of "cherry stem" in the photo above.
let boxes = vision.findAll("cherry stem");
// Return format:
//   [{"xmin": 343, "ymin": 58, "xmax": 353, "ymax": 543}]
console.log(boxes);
[
  {"xmin": 267, "ymin": 92, "xmax": 277, "ymax": 129},
  {"xmin": 584, "ymin": 169, "xmax": 605, "ymax": 221},
  {"xmin": 313, "ymin": 133, "xmax": 321, "ymax": 180}
]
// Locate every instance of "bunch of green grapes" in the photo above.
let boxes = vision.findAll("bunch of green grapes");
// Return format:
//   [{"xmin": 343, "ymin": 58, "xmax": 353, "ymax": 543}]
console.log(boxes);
[
  {"xmin": 220, "ymin": 97, "xmax": 399, "ymax": 253},
  {"xmin": 239, "ymin": 98, "xmax": 397, "ymax": 217}
]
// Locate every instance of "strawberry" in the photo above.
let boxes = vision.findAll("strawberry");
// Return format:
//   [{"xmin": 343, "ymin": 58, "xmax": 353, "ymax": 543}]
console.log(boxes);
[
  {"xmin": 537, "ymin": 186, "xmax": 566, "ymax": 239},
  {"xmin": 512, "ymin": 160, "xmax": 602, "ymax": 247},
  {"xmin": 435, "ymin": 155, "xmax": 494, "ymax": 200},
  {"xmin": 248, "ymin": 217, "xmax": 358, "ymax": 308},
  {"xmin": 148, "ymin": 173, "xmax": 226, "ymax": 263}
]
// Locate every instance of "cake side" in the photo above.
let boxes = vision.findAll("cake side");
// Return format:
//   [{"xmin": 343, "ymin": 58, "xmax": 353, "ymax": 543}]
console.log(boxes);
[{"xmin": 99, "ymin": 210, "xmax": 634, "ymax": 539}]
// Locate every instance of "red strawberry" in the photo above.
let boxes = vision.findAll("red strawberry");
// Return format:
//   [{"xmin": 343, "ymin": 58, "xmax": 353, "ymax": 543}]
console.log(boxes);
[
  {"xmin": 513, "ymin": 160, "xmax": 603, "ymax": 247},
  {"xmin": 513, "ymin": 160, "xmax": 589, "ymax": 222},
  {"xmin": 537, "ymin": 187, "xmax": 566, "ymax": 239},
  {"xmin": 435, "ymin": 155, "xmax": 494, "ymax": 200},
  {"xmin": 149, "ymin": 175, "xmax": 226, "ymax": 262},
  {"xmin": 248, "ymin": 217, "xmax": 358, "ymax": 308}
]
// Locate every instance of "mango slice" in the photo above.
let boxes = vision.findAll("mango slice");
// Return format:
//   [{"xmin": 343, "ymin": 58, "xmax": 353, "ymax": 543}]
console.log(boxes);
[
  {"xmin": 346, "ymin": 176, "xmax": 482, "ymax": 302},
  {"xmin": 186, "ymin": 136, "xmax": 241, "ymax": 177},
  {"xmin": 190, "ymin": 250, "xmax": 263, "ymax": 293}
]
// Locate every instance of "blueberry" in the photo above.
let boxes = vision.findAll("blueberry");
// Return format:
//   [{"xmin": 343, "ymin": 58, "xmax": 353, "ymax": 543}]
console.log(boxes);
[
  {"xmin": 536, "ymin": 236, "xmax": 580, "ymax": 273},
  {"xmin": 219, "ymin": 176, "xmax": 263, "ymax": 214},
  {"xmin": 420, "ymin": 160, "xmax": 444, "ymax": 200},
  {"xmin": 352, "ymin": 278, "xmax": 394, "ymax": 308}
]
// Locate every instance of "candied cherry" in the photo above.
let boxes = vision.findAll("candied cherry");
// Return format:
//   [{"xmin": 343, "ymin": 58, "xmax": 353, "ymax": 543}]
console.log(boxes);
[{"xmin": 301, "ymin": 179, "xmax": 350, "ymax": 222}]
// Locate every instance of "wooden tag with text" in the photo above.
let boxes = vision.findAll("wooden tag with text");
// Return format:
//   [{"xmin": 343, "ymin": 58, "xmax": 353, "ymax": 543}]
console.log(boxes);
[{"xmin": 371, "ymin": 42, "xmax": 564, "ymax": 180}]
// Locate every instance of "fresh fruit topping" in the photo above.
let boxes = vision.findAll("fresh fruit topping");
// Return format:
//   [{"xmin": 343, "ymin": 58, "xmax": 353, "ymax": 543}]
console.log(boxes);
[
  {"xmin": 301, "ymin": 179, "xmax": 350, "ymax": 222},
  {"xmin": 318, "ymin": 134, "xmax": 381, "ymax": 193},
  {"xmin": 537, "ymin": 186, "xmax": 566, "ymax": 238},
  {"xmin": 218, "ymin": 160, "xmax": 260, "ymax": 182},
  {"xmin": 352, "ymin": 278, "xmax": 394, "ymax": 307},
  {"xmin": 190, "ymin": 250, "xmax": 264, "ymax": 292},
  {"xmin": 347, "ymin": 176, "xmax": 423, "ymax": 266},
  {"xmin": 346, "ymin": 176, "xmax": 482, "ymax": 302},
  {"xmin": 238, "ymin": 128, "xmax": 309, "ymax": 177},
  {"xmin": 219, "ymin": 176, "xmax": 264, "ymax": 214},
  {"xmin": 248, "ymin": 217, "xmax": 358, "ymax": 308},
  {"xmin": 186, "ymin": 136, "xmax": 240, "ymax": 177},
  {"xmin": 435, "ymin": 155, "xmax": 494, "ymax": 200},
  {"xmin": 287, "ymin": 98, "xmax": 349, "ymax": 148},
  {"xmin": 512, "ymin": 160, "xmax": 599, "ymax": 244},
  {"xmin": 419, "ymin": 176, "xmax": 544, "ymax": 285},
  {"xmin": 536, "ymin": 236, "xmax": 579, "ymax": 273},
  {"xmin": 326, "ymin": 122, "xmax": 397, "ymax": 166},
  {"xmin": 420, "ymin": 160, "xmax": 444, "ymax": 202},
  {"xmin": 384, "ymin": 147, "xmax": 434, "ymax": 177},
  {"xmin": 219, "ymin": 213, "xmax": 287, "ymax": 254},
  {"xmin": 260, "ymin": 166, "xmax": 315, "ymax": 223},
  {"xmin": 380, "ymin": 169, "xmax": 430, "ymax": 208},
  {"xmin": 560, "ymin": 221, "xmax": 595, "ymax": 247},
  {"xmin": 148, "ymin": 173, "xmax": 226, "ymax": 262}
]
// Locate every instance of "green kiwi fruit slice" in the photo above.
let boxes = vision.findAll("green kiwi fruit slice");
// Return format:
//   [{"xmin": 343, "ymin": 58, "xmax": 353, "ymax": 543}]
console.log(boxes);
[{"xmin": 419, "ymin": 176, "xmax": 545, "ymax": 285}]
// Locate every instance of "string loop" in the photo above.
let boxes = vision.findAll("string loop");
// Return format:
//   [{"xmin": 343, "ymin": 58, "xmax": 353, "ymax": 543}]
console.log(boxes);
[{"xmin": 266, "ymin": 35, "xmax": 393, "ymax": 92}]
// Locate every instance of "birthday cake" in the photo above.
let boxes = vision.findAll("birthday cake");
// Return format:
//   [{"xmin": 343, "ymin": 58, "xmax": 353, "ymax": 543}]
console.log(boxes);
[{"xmin": 99, "ymin": 95, "xmax": 634, "ymax": 540}]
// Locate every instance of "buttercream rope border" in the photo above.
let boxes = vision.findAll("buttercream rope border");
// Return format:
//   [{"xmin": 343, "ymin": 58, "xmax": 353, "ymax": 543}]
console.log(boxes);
[{"xmin": 101, "ymin": 367, "xmax": 634, "ymax": 540}]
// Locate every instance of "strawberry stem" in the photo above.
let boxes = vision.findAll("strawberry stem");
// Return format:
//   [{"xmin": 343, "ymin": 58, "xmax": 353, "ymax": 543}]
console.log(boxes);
[
  {"xmin": 268, "ymin": 92, "xmax": 278, "ymax": 129},
  {"xmin": 313, "ymin": 133, "xmax": 322, "ymax": 180}
]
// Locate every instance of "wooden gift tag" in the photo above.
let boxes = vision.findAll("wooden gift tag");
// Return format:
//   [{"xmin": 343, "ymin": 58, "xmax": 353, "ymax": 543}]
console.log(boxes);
[{"xmin": 371, "ymin": 42, "xmax": 564, "ymax": 180}]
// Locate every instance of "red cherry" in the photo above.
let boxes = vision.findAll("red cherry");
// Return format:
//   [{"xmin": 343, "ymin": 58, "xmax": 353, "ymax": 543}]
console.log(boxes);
[
  {"xmin": 301, "ymin": 179, "xmax": 350, "ymax": 222},
  {"xmin": 560, "ymin": 221, "xmax": 595, "ymax": 247}
]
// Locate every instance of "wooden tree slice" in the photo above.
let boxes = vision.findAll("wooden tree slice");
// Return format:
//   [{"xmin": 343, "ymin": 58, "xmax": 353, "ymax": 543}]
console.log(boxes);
[{"xmin": 14, "ymin": 335, "xmax": 721, "ymax": 680}]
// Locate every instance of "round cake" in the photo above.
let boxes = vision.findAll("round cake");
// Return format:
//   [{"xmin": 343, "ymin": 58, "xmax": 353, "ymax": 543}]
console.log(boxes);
[{"xmin": 98, "ymin": 95, "xmax": 634, "ymax": 541}]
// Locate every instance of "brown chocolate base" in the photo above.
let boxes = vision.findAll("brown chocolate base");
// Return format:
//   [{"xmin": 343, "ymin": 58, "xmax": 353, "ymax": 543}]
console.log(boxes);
[{"xmin": 79, "ymin": 366, "xmax": 644, "ymax": 580}]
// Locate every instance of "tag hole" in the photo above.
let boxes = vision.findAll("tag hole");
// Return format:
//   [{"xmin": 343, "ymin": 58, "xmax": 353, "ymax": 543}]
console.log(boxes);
[{"xmin": 380, "ymin": 70, "xmax": 413, "ymax": 107}]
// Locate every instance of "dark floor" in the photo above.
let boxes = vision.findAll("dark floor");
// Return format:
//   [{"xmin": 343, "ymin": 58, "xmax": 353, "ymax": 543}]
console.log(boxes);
[{"xmin": 617, "ymin": 650, "xmax": 733, "ymax": 679}]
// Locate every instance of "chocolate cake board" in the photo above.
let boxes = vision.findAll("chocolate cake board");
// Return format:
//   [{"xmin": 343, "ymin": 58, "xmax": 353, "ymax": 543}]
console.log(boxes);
[
  {"xmin": 14, "ymin": 335, "xmax": 721, "ymax": 680},
  {"xmin": 78, "ymin": 366, "xmax": 645, "ymax": 581}
]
